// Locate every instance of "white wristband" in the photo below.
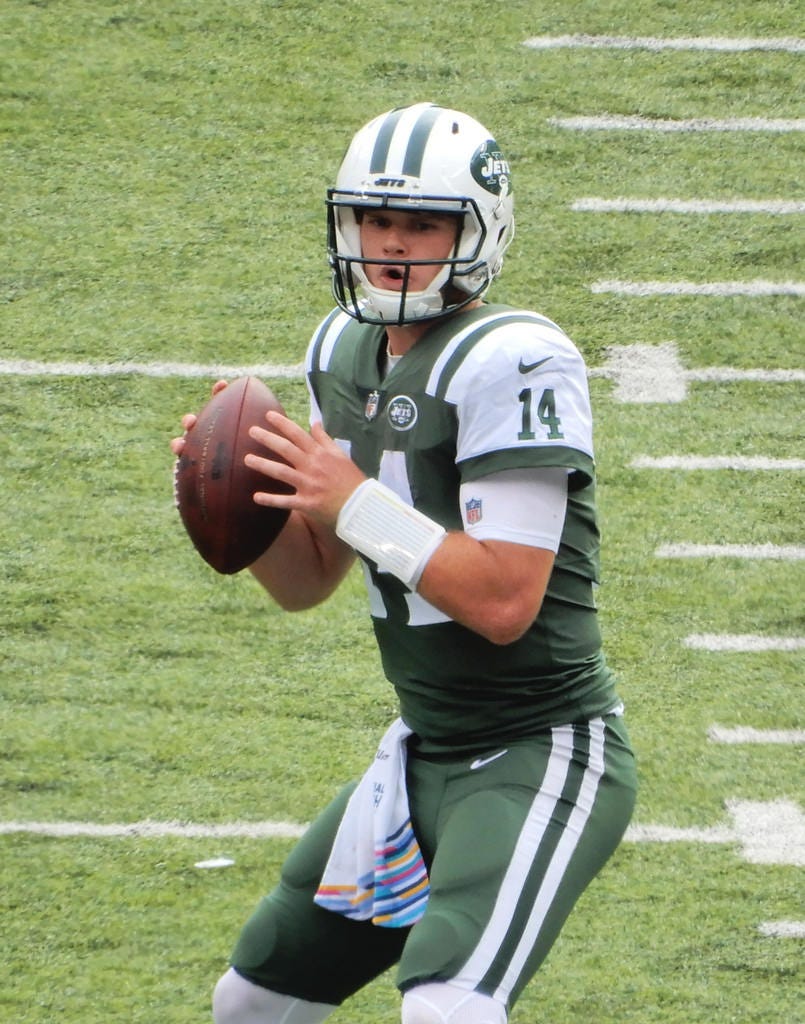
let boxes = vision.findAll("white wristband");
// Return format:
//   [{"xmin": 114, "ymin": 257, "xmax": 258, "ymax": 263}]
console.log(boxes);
[{"xmin": 336, "ymin": 479, "xmax": 446, "ymax": 589}]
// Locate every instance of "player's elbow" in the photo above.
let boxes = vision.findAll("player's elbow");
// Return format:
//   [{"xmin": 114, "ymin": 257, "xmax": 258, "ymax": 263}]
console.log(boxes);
[{"xmin": 474, "ymin": 598, "xmax": 539, "ymax": 646}]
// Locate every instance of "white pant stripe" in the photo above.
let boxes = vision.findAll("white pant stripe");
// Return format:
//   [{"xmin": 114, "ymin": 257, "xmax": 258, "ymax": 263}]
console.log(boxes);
[
  {"xmin": 493, "ymin": 718, "xmax": 606, "ymax": 1001},
  {"xmin": 451, "ymin": 720, "xmax": 608, "ymax": 1000},
  {"xmin": 453, "ymin": 724, "xmax": 576, "ymax": 987}
]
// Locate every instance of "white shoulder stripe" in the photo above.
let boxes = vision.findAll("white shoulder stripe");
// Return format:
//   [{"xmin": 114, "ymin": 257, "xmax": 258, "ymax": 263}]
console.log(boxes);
[
  {"xmin": 425, "ymin": 311, "xmax": 563, "ymax": 395},
  {"xmin": 306, "ymin": 310, "xmax": 353, "ymax": 375}
]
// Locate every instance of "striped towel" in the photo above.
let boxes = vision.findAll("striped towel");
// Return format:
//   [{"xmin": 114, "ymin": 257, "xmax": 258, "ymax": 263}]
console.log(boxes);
[{"xmin": 314, "ymin": 718, "xmax": 429, "ymax": 928}]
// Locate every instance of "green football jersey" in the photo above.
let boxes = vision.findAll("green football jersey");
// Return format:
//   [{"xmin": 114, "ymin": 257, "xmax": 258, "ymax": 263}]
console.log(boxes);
[{"xmin": 306, "ymin": 303, "xmax": 621, "ymax": 749}]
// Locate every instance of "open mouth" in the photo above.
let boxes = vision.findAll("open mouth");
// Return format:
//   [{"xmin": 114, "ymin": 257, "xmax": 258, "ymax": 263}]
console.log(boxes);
[{"xmin": 378, "ymin": 265, "xmax": 407, "ymax": 289}]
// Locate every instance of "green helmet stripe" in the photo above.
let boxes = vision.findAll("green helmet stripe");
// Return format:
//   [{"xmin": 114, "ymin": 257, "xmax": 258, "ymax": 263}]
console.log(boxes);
[
  {"xmin": 369, "ymin": 107, "xmax": 406, "ymax": 174},
  {"xmin": 401, "ymin": 104, "xmax": 441, "ymax": 177}
]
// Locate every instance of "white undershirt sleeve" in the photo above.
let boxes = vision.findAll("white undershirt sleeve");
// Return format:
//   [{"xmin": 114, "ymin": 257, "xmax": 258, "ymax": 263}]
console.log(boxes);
[{"xmin": 459, "ymin": 467, "xmax": 569, "ymax": 552}]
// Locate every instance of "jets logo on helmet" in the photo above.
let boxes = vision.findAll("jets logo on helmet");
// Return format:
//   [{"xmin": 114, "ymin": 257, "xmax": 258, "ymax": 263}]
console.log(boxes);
[
  {"xmin": 326, "ymin": 103, "xmax": 515, "ymax": 326},
  {"xmin": 471, "ymin": 142, "xmax": 511, "ymax": 195}
]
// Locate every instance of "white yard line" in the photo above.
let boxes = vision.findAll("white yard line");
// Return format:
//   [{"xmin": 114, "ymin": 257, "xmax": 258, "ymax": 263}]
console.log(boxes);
[
  {"xmin": 631, "ymin": 456, "xmax": 805, "ymax": 470},
  {"xmin": 4, "ymin": 800, "xmax": 801, "ymax": 863},
  {"xmin": 0, "ymin": 819, "xmax": 306, "ymax": 839},
  {"xmin": 525, "ymin": 35, "xmax": 805, "ymax": 53},
  {"xmin": 656, "ymin": 543, "xmax": 805, "ymax": 560},
  {"xmin": 2, "ymin": 348, "xmax": 803, "ymax": 411},
  {"xmin": 550, "ymin": 115, "xmax": 805, "ymax": 132},
  {"xmin": 0, "ymin": 359, "xmax": 305, "ymax": 379},
  {"xmin": 572, "ymin": 197, "xmax": 805, "ymax": 215},
  {"xmin": 590, "ymin": 279, "xmax": 805, "ymax": 297}
]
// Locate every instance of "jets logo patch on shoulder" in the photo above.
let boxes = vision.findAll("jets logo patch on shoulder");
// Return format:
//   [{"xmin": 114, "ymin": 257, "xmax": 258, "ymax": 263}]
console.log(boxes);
[{"xmin": 387, "ymin": 395, "xmax": 418, "ymax": 431}]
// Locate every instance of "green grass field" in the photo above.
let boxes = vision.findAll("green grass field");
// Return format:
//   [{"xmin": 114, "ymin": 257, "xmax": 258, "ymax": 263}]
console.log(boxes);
[{"xmin": 1, "ymin": 2, "xmax": 803, "ymax": 1021}]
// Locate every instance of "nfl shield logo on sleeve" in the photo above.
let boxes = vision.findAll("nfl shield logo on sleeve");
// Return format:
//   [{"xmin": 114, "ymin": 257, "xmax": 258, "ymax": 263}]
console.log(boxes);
[
  {"xmin": 465, "ymin": 497, "xmax": 483, "ymax": 525},
  {"xmin": 364, "ymin": 390, "xmax": 381, "ymax": 421}
]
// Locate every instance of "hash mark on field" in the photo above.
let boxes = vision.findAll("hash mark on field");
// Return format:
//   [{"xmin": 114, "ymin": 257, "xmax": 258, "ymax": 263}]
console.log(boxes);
[
  {"xmin": 590, "ymin": 279, "xmax": 805, "ymax": 297},
  {"xmin": 759, "ymin": 921, "xmax": 805, "ymax": 938},
  {"xmin": 708, "ymin": 724, "xmax": 805, "ymax": 744},
  {"xmin": 550, "ymin": 116, "xmax": 805, "ymax": 133},
  {"xmin": 572, "ymin": 197, "xmax": 805, "ymax": 215},
  {"xmin": 631, "ymin": 456, "xmax": 805, "ymax": 471},
  {"xmin": 689, "ymin": 635, "xmax": 805, "ymax": 653},
  {"xmin": 687, "ymin": 367, "xmax": 805, "ymax": 383},
  {"xmin": 656, "ymin": 543, "xmax": 805, "ymax": 560},
  {"xmin": 525, "ymin": 35, "xmax": 805, "ymax": 53}
]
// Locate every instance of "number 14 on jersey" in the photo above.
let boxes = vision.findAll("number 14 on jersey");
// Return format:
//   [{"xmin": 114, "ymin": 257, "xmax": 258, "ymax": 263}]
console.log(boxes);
[{"xmin": 518, "ymin": 387, "xmax": 564, "ymax": 441}]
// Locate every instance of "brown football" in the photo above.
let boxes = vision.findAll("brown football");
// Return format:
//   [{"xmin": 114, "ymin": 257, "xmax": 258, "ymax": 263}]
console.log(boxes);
[{"xmin": 174, "ymin": 376, "xmax": 293, "ymax": 574}]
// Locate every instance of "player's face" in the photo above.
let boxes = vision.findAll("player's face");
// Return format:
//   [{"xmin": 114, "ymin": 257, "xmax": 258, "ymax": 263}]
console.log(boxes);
[{"xmin": 359, "ymin": 208, "xmax": 459, "ymax": 292}]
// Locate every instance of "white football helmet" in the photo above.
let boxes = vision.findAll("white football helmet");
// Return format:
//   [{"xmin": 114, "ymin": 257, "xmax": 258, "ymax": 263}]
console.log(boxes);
[{"xmin": 327, "ymin": 103, "xmax": 515, "ymax": 325}]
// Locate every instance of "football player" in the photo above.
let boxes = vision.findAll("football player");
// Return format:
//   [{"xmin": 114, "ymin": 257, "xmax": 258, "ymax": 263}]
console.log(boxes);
[{"xmin": 174, "ymin": 103, "xmax": 638, "ymax": 1024}]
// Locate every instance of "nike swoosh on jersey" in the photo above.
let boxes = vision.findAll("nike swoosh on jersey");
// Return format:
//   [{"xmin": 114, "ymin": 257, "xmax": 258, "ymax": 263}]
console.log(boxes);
[
  {"xmin": 469, "ymin": 749, "xmax": 509, "ymax": 770},
  {"xmin": 518, "ymin": 355, "xmax": 553, "ymax": 374}
]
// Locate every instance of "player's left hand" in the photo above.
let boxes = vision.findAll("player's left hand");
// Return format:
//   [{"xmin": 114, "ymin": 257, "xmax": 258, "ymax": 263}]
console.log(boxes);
[{"xmin": 246, "ymin": 415, "xmax": 365, "ymax": 526}]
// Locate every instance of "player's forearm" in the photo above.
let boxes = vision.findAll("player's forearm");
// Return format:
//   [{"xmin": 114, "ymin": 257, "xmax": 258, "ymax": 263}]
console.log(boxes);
[
  {"xmin": 334, "ymin": 477, "xmax": 556, "ymax": 644},
  {"xmin": 249, "ymin": 511, "xmax": 355, "ymax": 611},
  {"xmin": 417, "ymin": 533, "xmax": 555, "ymax": 645}
]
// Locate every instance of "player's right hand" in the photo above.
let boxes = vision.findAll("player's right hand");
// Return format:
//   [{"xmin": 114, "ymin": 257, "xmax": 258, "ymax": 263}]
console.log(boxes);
[{"xmin": 170, "ymin": 379, "xmax": 228, "ymax": 456}]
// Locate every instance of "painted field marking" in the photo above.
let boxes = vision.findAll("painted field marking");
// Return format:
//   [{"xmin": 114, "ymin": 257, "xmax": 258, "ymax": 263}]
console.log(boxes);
[
  {"xmin": 656, "ymin": 543, "xmax": 805, "ymax": 560},
  {"xmin": 2, "ymin": 346, "xmax": 803, "ymax": 409},
  {"xmin": 590, "ymin": 279, "xmax": 805, "ymax": 297},
  {"xmin": 759, "ymin": 921, "xmax": 805, "ymax": 938},
  {"xmin": 708, "ymin": 724, "xmax": 805, "ymax": 743},
  {"xmin": 628, "ymin": 800, "xmax": 805, "ymax": 867},
  {"xmin": 550, "ymin": 115, "xmax": 805, "ymax": 133},
  {"xmin": 688, "ymin": 366, "xmax": 805, "ymax": 383},
  {"xmin": 0, "ymin": 359, "xmax": 305, "ymax": 380},
  {"xmin": 631, "ymin": 456, "xmax": 805, "ymax": 471},
  {"xmin": 3, "ymin": 800, "xmax": 801, "ymax": 863},
  {"xmin": 572, "ymin": 197, "xmax": 805, "ymax": 215},
  {"xmin": 590, "ymin": 341, "xmax": 688, "ymax": 402},
  {"xmin": 525, "ymin": 35, "xmax": 805, "ymax": 53},
  {"xmin": 0, "ymin": 819, "xmax": 306, "ymax": 839},
  {"xmin": 588, "ymin": 343, "xmax": 805, "ymax": 402},
  {"xmin": 691, "ymin": 635, "xmax": 805, "ymax": 653},
  {"xmin": 726, "ymin": 800, "xmax": 805, "ymax": 866}
]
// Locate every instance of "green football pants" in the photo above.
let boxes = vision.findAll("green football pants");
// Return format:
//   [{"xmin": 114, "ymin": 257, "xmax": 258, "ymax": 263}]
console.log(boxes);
[{"xmin": 229, "ymin": 713, "xmax": 637, "ymax": 1009}]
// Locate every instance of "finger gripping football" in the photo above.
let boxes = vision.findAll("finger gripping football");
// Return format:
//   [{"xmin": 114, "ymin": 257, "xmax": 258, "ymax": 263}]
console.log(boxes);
[{"xmin": 174, "ymin": 376, "xmax": 294, "ymax": 574}]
